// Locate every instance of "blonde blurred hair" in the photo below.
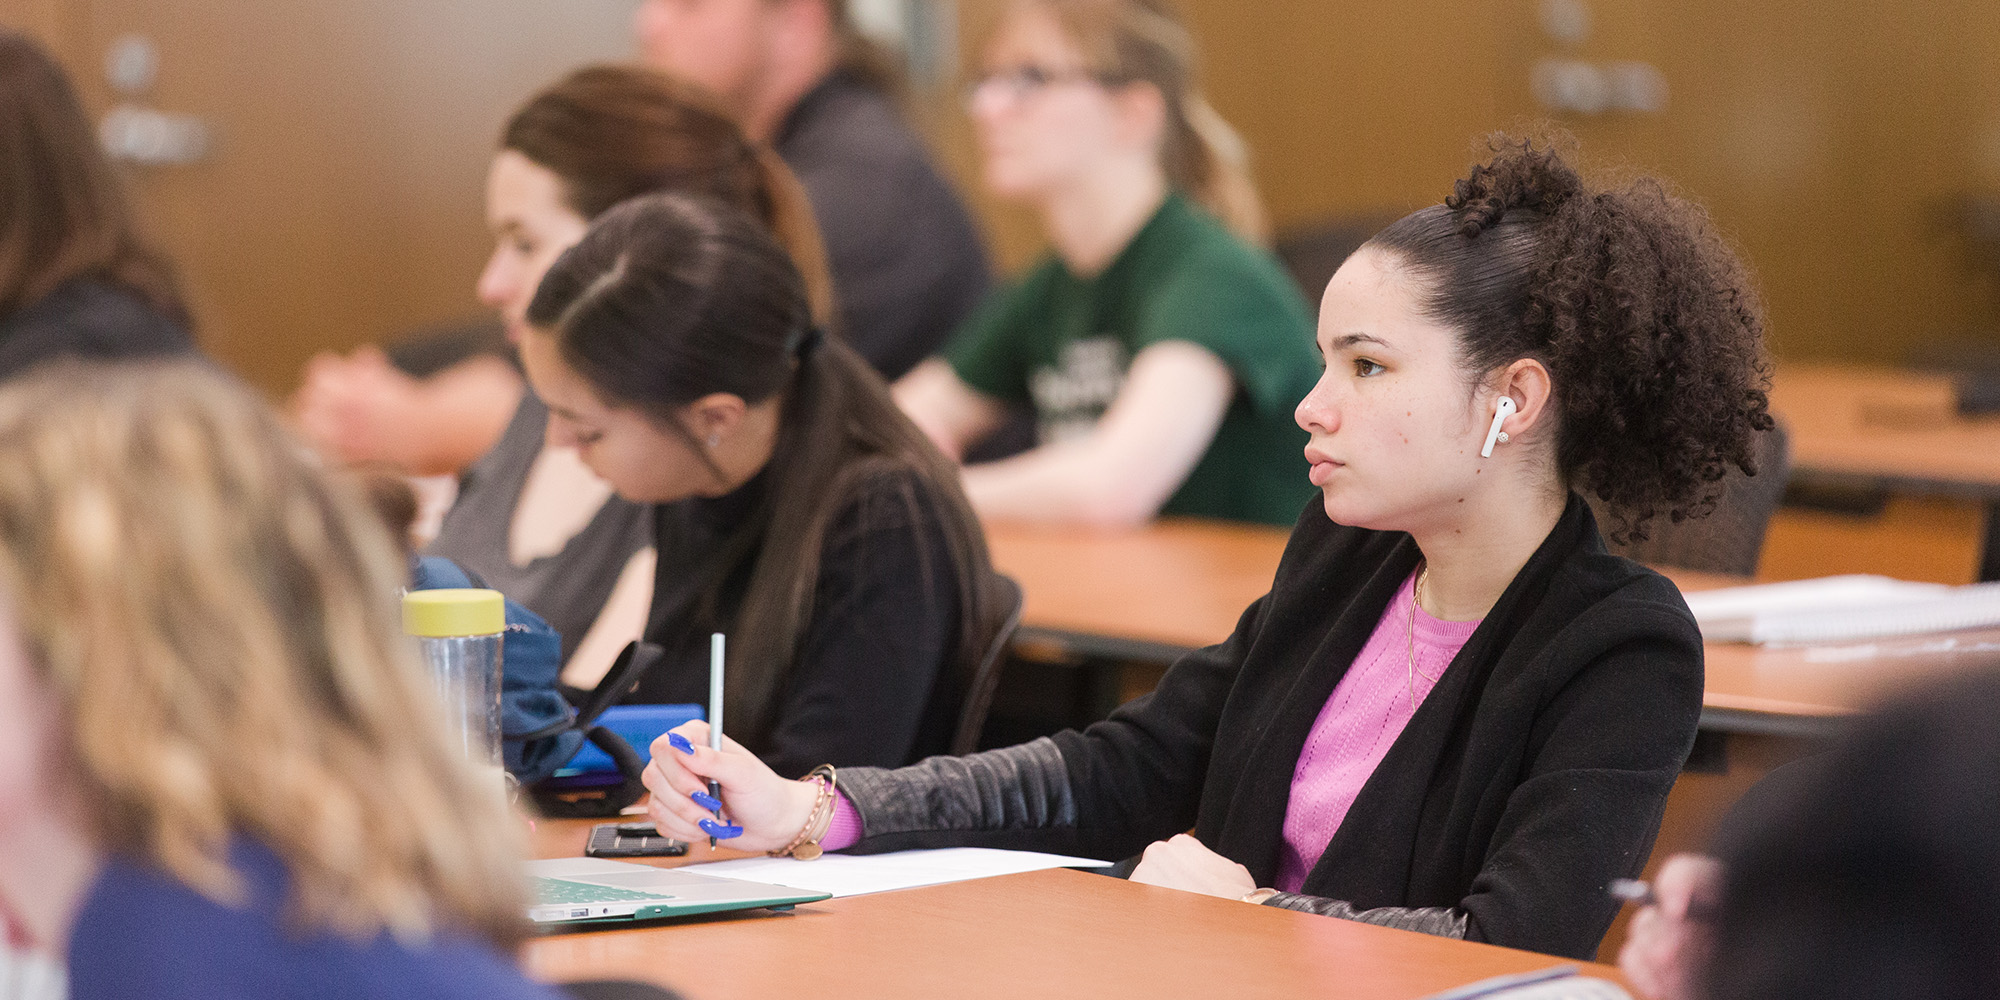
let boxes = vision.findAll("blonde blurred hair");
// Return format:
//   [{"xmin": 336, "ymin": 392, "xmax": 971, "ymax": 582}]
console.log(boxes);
[
  {"xmin": 0, "ymin": 360, "xmax": 529, "ymax": 947},
  {"xmin": 1012, "ymin": 0, "xmax": 1267, "ymax": 243}
]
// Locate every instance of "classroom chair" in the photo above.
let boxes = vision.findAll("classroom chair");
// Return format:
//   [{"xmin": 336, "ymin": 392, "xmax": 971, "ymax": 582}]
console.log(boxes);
[
  {"xmin": 1591, "ymin": 421, "xmax": 1791, "ymax": 577},
  {"xmin": 951, "ymin": 574, "xmax": 1025, "ymax": 755}
]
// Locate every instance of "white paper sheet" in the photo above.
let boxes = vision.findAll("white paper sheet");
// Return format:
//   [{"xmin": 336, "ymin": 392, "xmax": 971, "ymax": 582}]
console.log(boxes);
[{"xmin": 676, "ymin": 847, "xmax": 1112, "ymax": 898}]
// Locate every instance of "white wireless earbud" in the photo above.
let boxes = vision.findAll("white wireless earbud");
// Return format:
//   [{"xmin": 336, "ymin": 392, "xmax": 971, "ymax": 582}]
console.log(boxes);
[{"xmin": 1480, "ymin": 396, "xmax": 1517, "ymax": 458}]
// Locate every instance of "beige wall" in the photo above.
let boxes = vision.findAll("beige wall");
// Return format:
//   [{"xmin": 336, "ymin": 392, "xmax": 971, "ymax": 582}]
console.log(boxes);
[
  {"xmin": 4, "ymin": 0, "xmax": 640, "ymax": 393},
  {"xmin": 6, "ymin": 1, "xmax": 1997, "ymax": 382},
  {"xmin": 940, "ymin": 0, "xmax": 2000, "ymax": 363}
]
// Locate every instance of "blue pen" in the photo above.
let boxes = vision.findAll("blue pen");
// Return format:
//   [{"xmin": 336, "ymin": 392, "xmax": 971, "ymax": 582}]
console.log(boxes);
[{"xmin": 707, "ymin": 632, "xmax": 725, "ymax": 848}]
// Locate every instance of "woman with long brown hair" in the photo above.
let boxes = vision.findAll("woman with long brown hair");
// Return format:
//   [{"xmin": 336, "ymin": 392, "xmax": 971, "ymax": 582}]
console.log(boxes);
[
  {"xmin": 894, "ymin": 0, "xmax": 1319, "ymax": 528},
  {"xmin": 0, "ymin": 360, "xmax": 560, "ymax": 998},
  {"xmin": 296, "ymin": 65, "xmax": 833, "ymax": 688},
  {"xmin": 519, "ymin": 191, "xmax": 998, "ymax": 778},
  {"xmin": 0, "ymin": 31, "xmax": 195, "ymax": 378}
]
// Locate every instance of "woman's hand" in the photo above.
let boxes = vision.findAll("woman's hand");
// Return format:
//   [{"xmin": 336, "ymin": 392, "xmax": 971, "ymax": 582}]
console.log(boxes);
[
  {"xmin": 642, "ymin": 721, "xmax": 819, "ymax": 853},
  {"xmin": 290, "ymin": 346, "xmax": 424, "ymax": 467},
  {"xmin": 1618, "ymin": 853, "xmax": 1722, "ymax": 1000},
  {"xmin": 1128, "ymin": 834, "xmax": 1257, "ymax": 899},
  {"xmin": 289, "ymin": 349, "xmax": 521, "ymax": 476}
]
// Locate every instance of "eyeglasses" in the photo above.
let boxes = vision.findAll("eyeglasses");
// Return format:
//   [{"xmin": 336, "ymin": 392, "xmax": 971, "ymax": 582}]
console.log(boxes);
[{"xmin": 963, "ymin": 64, "xmax": 1117, "ymax": 108}]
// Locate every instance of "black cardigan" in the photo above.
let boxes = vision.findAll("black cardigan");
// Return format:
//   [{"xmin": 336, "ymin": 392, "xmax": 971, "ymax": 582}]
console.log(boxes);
[{"xmin": 838, "ymin": 494, "xmax": 1703, "ymax": 959}]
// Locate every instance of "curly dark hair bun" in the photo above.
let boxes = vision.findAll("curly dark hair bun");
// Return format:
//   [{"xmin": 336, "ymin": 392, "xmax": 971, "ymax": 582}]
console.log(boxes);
[
  {"xmin": 1445, "ymin": 141, "xmax": 1583, "ymax": 238},
  {"xmin": 1370, "ymin": 133, "xmax": 1775, "ymax": 542}
]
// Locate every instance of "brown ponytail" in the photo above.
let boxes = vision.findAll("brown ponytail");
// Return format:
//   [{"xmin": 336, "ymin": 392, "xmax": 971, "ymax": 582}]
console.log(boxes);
[
  {"xmin": 1030, "ymin": 0, "xmax": 1268, "ymax": 243},
  {"xmin": 502, "ymin": 64, "xmax": 835, "ymax": 326},
  {"xmin": 749, "ymin": 145, "xmax": 837, "ymax": 327}
]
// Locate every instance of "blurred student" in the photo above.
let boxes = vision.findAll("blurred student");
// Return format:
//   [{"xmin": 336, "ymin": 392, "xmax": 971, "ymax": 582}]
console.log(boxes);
[
  {"xmin": 1621, "ymin": 682, "xmax": 2000, "ymax": 1000},
  {"xmin": 1621, "ymin": 669, "xmax": 2000, "ymax": 1000},
  {"xmin": 0, "ymin": 361, "xmax": 559, "ymax": 999},
  {"xmin": 644, "ymin": 138, "xmax": 1776, "ymax": 961},
  {"xmin": 0, "ymin": 31, "xmax": 195, "ymax": 378},
  {"xmin": 635, "ymin": 0, "xmax": 990, "ymax": 380},
  {"xmin": 1696, "ymin": 670, "xmax": 2000, "ymax": 1000},
  {"xmin": 298, "ymin": 66, "xmax": 833, "ymax": 688},
  {"xmin": 893, "ymin": 0, "xmax": 1318, "ymax": 528},
  {"xmin": 519, "ymin": 192, "xmax": 998, "ymax": 777},
  {"xmin": 298, "ymin": 1, "xmax": 983, "ymax": 480}
]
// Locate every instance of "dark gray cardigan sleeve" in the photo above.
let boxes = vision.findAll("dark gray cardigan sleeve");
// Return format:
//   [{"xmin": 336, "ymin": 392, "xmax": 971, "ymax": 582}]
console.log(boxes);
[
  {"xmin": 834, "ymin": 737, "xmax": 1085, "ymax": 854},
  {"xmin": 1262, "ymin": 895, "xmax": 1469, "ymax": 937},
  {"xmin": 833, "ymin": 592, "xmax": 1264, "ymax": 860},
  {"xmin": 840, "ymin": 739, "xmax": 1469, "ymax": 939}
]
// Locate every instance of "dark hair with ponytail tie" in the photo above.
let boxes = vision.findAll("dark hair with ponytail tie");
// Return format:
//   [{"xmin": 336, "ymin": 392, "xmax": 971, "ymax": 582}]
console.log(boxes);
[
  {"xmin": 526, "ymin": 192, "xmax": 992, "ymax": 746},
  {"xmin": 1366, "ymin": 133, "xmax": 1775, "ymax": 542}
]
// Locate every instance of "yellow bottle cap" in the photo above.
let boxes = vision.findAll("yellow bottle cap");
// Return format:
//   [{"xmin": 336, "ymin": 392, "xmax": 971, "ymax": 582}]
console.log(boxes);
[{"xmin": 402, "ymin": 589, "xmax": 506, "ymax": 638}]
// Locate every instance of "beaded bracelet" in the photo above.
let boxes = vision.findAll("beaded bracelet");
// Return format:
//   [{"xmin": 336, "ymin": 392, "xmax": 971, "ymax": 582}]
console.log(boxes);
[{"xmin": 770, "ymin": 764, "xmax": 838, "ymax": 860}]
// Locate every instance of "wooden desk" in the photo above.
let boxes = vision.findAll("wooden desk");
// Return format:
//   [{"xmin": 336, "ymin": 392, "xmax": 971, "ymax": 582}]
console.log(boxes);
[
  {"xmin": 1699, "ymin": 628, "xmax": 2000, "ymax": 733},
  {"xmin": 522, "ymin": 818, "xmax": 1629, "ymax": 1000},
  {"xmin": 987, "ymin": 520, "xmax": 2000, "ymax": 738},
  {"xmin": 1769, "ymin": 363, "xmax": 2000, "ymax": 580},
  {"xmin": 988, "ymin": 518, "xmax": 1290, "ymax": 662},
  {"xmin": 1769, "ymin": 363, "xmax": 2000, "ymax": 501}
]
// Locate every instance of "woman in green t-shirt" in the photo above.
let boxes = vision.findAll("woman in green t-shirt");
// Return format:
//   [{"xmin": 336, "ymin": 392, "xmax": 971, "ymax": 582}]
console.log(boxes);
[{"xmin": 894, "ymin": 0, "xmax": 1319, "ymax": 528}]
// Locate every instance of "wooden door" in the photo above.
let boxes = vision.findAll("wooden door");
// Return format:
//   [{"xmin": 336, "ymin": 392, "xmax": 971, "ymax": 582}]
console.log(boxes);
[{"xmin": 5, "ymin": 0, "xmax": 641, "ymax": 393}]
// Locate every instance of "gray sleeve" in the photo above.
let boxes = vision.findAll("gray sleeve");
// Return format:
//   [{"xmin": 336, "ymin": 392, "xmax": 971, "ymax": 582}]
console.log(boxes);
[
  {"xmin": 1262, "ymin": 893, "xmax": 1469, "ymax": 939},
  {"xmin": 836, "ymin": 737, "xmax": 1079, "ymax": 849}
]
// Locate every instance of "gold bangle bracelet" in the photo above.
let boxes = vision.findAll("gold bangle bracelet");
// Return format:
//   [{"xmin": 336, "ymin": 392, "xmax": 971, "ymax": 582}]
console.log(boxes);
[{"xmin": 770, "ymin": 764, "xmax": 838, "ymax": 860}]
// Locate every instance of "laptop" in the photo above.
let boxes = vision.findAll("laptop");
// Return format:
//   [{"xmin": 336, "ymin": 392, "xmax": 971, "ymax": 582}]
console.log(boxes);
[{"xmin": 527, "ymin": 857, "xmax": 831, "ymax": 926}]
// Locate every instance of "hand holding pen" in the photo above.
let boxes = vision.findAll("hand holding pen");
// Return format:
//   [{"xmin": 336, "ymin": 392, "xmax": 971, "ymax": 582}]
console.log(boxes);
[
  {"xmin": 641, "ymin": 721, "xmax": 820, "ymax": 853},
  {"xmin": 1614, "ymin": 854, "xmax": 1723, "ymax": 1000}
]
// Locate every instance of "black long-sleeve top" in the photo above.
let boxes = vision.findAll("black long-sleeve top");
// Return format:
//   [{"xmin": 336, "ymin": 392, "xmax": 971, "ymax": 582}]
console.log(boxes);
[
  {"xmin": 835, "ymin": 494, "xmax": 1704, "ymax": 960},
  {"xmin": 628, "ymin": 467, "xmax": 966, "ymax": 778}
]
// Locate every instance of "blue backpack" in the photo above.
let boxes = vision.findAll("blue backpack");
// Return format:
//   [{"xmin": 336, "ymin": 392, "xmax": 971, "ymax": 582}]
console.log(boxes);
[
  {"xmin": 410, "ymin": 557, "xmax": 667, "ymax": 816},
  {"xmin": 410, "ymin": 556, "xmax": 583, "ymax": 783}
]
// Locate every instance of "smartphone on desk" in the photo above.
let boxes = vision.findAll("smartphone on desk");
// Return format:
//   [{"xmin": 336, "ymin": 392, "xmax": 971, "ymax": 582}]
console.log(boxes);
[{"xmin": 585, "ymin": 823, "xmax": 688, "ymax": 859}]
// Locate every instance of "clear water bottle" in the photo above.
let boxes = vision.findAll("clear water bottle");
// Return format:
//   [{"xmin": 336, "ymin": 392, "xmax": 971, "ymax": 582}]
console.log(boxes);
[{"xmin": 402, "ymin": 588, "xmax": 505, "ymax": 766}]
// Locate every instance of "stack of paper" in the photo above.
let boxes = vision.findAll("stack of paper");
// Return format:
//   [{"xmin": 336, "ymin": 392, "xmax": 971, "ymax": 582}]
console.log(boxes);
[{"xmin": 1683, "ymin": 575, "xmax": 2000, "ymax": 644}]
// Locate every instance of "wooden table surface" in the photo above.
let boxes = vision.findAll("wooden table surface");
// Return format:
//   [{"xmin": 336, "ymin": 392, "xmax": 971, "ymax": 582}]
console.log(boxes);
[
  {"xmin": 986, "ymin": 519, "xmax": 2000, "ymax": 735},
  {"xmin": 521, "ymin": 818, "xmax": 1628, "ymax": 1000},
  {"xmin": 1769, "ymin": 362, "xmax": 2000, "ymax": 497},
  {"xmin": 989, "ymin": 517, "xmax": 1292, "ymax": 660}
]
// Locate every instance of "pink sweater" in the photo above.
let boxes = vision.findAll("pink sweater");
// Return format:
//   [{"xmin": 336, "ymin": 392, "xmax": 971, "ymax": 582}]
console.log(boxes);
[
  {"xmin": 822, "ymin": 572, "xmax": 1479, "ymax": 877},
  {"xmin": 1274, "ymin": 571, "xmax": 1479, "ymax": 892}
]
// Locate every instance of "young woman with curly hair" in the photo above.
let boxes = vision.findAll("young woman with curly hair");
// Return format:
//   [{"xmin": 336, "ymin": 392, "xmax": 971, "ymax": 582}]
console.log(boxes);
[{"xmin": 640, "ymin": 136, "xmax": 1776, "ymax": 961}]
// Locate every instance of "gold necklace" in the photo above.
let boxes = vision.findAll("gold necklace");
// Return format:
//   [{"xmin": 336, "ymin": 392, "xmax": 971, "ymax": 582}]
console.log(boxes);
[{"xmin": 1407, "ymin": 565, "xmax": 1445, "ymax": 706}]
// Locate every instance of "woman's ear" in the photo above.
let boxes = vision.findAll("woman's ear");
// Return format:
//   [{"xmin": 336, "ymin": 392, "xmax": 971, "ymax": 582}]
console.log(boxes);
[
  {"xmin": 1491, "ymin": 358, "xmax": 1554, "ymax": 441},
  {"xmin": 686, "ymin": 392, "xmax": 749, "ymax": 446},
  {"xmin": 1110, "ymin": 79, "xmax": 1169, "ymax": 152}
]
